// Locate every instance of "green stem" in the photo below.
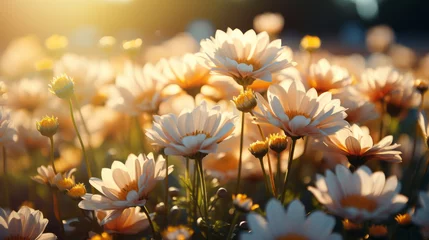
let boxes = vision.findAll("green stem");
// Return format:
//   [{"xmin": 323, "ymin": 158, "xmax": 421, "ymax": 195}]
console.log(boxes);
[
  {"xmin": 135, "ymin": 115, "xmax": 146, "ymax": 153},
  {"xmin": 142, "ymin": 205, "xmax": 159, "ymax": 240},
  {"xmin": 74, "ymin": 96, "xmax": 96, "ymax": 162},
  {"xmin": 52, "ymin": 190, "xmax": 65, "ymax": 237},
  {"xmin": 379, "ymin": 99, "xmax": 385, "ymax": 142},
  {"xmin": 235, "ymin": 111, "xmax": 245, "ymax": 194},
  {"xmin": 196, "ymin": 158, "xmax": 210, "ymax": 239},
  {"xmin": 258, "ymin": 157, "xmax": 271, "ymax": 196},
  {"xmin": 68, "ymin": 99, "xmax": 94, "ymax": 193},
  {"xmin": 281, "ymin": 138, "xmax": 297, "ymax": 204},
  {"xmin": 192, "ymin": 161, "xmax": 199, "ymax": 225},
  {"xmin": 165, "ymin": 155, "xmax": 169, "ymax": 224},
  {"xmin": 226, "ymin": 211, "xmax": 240, "ymax": 240},
  {"xmin": 49, "ymin": 137, "xmax": 57, "ymax": 174},
  {"xmin": 3, "ymin": 146, "xmax": 9, "ymax": 208},
  {"xmin": 276, "ymin": 152, "xmax": 282, "ymax": 197}
]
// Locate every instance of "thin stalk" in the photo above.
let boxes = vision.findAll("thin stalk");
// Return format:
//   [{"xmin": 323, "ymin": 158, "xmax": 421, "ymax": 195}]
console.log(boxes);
[
  {"xmin": 226, "ymin": 211, "xmax": 240, "ymax": 240},
  {"xmin": 408, "ymin": 93, "xmax": 425, "ymax": 196},
  {"xmin": 276, "ymin": 152, "xmax": 282, "ymax": 196},
  {"xmin": 192, "ymin": 163, "xmax": 199, "ymax": 225},
  {"xmin": 74, "ymin": 96, "xmax": 96, "ymax": 162},
  {"xmin": 164, "ymin": 155, "xmax": 169, "ymax": 224},
  {"xmin": 197, "ymin": 158, "xmax": 210, "ymax": 239},
  {"xmin": 307, "ymin": 52, "xmax": 313, "ymax": 74},
  {"xmin": 378, "ymin": 99, "xmax": 386, "ymax": 141},
  {"xmin": 250, "ymin": 111, "xmax": 276, "ymax": 196},
  {"xmin": 49, "ymin": 137, "xmax": 57, "ymax": 174},
  {"xmin": 235, "ymin": 111, "xmax": 245, "ymax": 194},
  {"xmin": 258, "ymin": 157, "xmax": 271, "ymax": 196},
  {"xmin": 69, "ymin": 99, "xmax": 94, "ymax": 193},
  {"xmin": 281, "ymin": 138, "xmax": 297, "ymax": 204},
  {"xmin": 142, "ymin": 206, "xmax": 159, "ymax": 240},
  {"xmin": 52, "ymin": 190, "xmax": 65, "ymax": 236},
  {"xmin": 135, "ymin": 115, "xmax": 146, "ymax": 153},
  {"xmin": 3, "ymin": 146, "xmax": 9, "ymax": 208},
  {"xmin": 185, "ymin": 158, "xmax": 190, "ymax": 216}
]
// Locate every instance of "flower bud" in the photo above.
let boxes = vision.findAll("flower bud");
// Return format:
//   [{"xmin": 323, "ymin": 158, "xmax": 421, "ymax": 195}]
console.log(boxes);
[
  {"xmin": 415, "ymin": 79, "xmax": 429, "ymax": 95},
  {"xmin": 368, "ymin": 225, "xmax": 388, "ymax": 239},
  {"xmin": 395, "ymin": 213, "xmax": 412, "ymax": 226},
  {"xmin": 249, "ymin": 139, "xmax": 269, "ymax": 159},
  {"xmin": 156, "ymin": 202, "xmax": 166, "ymax": 213},
  {"xmin": 232, "ymin": 89, "xmax": 257, "ymax": 112},
  {"xmin": 122, "ymin": 38, "xmax": 142, "ymax": 56},
  {"xmin": 300, "ymin": 35, "xmax": 321, "ymax": 52},
  {"xmin": 216, "ymin": 187, "xmax": 228, "ymax": 199},
  {"xmin": 268, "ymin": 133, "xmax": 288, "ymax": 153},
  {"xmin": 49, "ymin": 74, "xmax": 75, "ymax": 99},
  {"xmin": 90, "ymin": 232, "xmax": 112, "ymax": 240},
  {"xmin": 36, "ymin": 116, "xmax": 59, "ymax": 138},
  {"xmin": 99, "ymin": 36, "xmax": 116, "ymax": 52},
  {"xmin": 168, "ymin": 186, "xmax": 180, "ymax": 198}
]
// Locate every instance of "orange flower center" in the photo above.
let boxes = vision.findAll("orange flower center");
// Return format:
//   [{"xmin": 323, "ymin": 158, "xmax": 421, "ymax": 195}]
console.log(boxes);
[
  {"xmin": 236, "ymin": 58, "xmax": 262, "ymax": 71},
  {"xmin": 285, "ymin": 110, "xmax": 310, "ymax": 120},
  {"xmin": 184, "ymin": 130, "xmax": 212, "ymax": 139},
  {"xmin": 340, "ymin": 195, "xmax": 377, "ymax": 212},
  {"xmin": 276, "ymin": 234, "xmax": 308, "ymax": 240},
  {"xmin": 117, "ymin": 180, "xmax": 139, "ymax": 200}
]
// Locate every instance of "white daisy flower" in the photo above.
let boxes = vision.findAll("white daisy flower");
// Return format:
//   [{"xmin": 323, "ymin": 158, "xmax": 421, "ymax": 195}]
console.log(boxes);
[
  {"xmin": 78, "ymin": 153, "xmax": 172, "ymax": 224},
  {"xmin": 308, "ymin": 164, "xmax": 408, "ymax": 223},
  {"xmin": 241, "ymin": 199, "xmax": 342, "ymax": 240}
]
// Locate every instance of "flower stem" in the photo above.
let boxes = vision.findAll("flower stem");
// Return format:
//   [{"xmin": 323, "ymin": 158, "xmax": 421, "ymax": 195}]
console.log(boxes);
[
  {"xmin": 134, "ymin": 115, "xmax": 146, "ymax": 153},
  {"xmin": 281, "ymin": 138, "xmax": 297, "ymax": 204},
  {"xmin": 165, "ymin": 155, "xmax": 169, "ymax": 223},
  {"xmin": 251, "ymin": 111, "xmax": 276, "ymax": 196},
  {"xmin": 74, "ymin": 96, "xmax": 96, "ymax": 164},
  {"xmin": 143, "ymin": 205, "xmax": 159, "ymax": 240},
  {"xmin": 192, "ymin": 162, "xmax": 199, "ymax": 225},
  {"xmin": 276, "ymin": 152, "xmax": 282, "ymax": 196},
  {"xmin": 68, "ymin": 99, "xmax": 94, "ymax": 193},
  {"xmin": 49, "ymin": 137, "xmax": 57, "ymax": 174},
  {"xmin": 196, "ymin": 158, "xmax": 210, "ymax": 239},
  {"xmin": 226, "ymin": 211, "xmax": 240, "ymax": 240},
  {"xmin": 235, "ymin": 111, "xmax": 245, "ymax": 194},
  {"xmin": 52, "ymin": 190, "xmax": 65, "ymax": 237},
  {"xmin": 379, "ymin": 99, "xmax": 386, "ymax": 141},
  {"xmin": 258, "ymin": 157, "xmax": 271, "ymax": 196},
  {"xmin": 2, "ymin": 146, "xmax": 9, "ymax": 208}
]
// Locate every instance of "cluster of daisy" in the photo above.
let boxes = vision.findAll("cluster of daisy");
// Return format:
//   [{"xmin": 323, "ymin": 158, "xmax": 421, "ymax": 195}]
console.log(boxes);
[{"xmin": 1, "ymin": 11, "xmax": 429, "ymax": 240}]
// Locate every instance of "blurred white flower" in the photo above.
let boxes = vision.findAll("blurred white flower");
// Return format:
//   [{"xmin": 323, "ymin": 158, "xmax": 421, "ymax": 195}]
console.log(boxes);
[
  {"xmin": 96, "ymin": 207, "xmax": 149, "ymax": 234},
  {"xmin": 241, "ymin": 199, "xmax": 341, "ymax": 240},
  {"xmin": 0, "ymin": 206, "xmax": 56, "ymax": 240},
  {"xmin": 253, "ymin": 12, "xmax": 284, "ymax": 36},
  {"xmin": 308, "ymin": 165, "xmax": 408, "ymax": 223},
  {"xmin": 366, "ymin": 25, "xmax": 395, "ymax": 53},
  {"xmin": 307, "ymin": 58, "xmax": 352, "ymax": 94}
]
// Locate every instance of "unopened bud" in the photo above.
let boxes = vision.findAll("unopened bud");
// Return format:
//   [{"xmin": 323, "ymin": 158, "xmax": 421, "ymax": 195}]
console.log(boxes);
[{"xmin": 249, "ymin": 140, "xmax": 269, "ymax": 159}]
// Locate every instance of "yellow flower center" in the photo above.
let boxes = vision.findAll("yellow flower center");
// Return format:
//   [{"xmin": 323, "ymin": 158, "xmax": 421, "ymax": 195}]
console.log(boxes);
[
  {"xmin": 117, "ymin": 180, "xmax": 139, "ymax": 200},
  {"xmin": 395, "ymin": 213, "xmax": 412, "ymax": 225},
  {"xmin": 276, "ymin": 234, "xmax": 308, "ymax": 240},
  {"xmin": 50, "ymin": 74, "xmax": 74, "ymax": 99},
  {"xmin": 183, "ymin": 130, "xmax": 212, "ymax": 139},
  {"xmin": 57, "ymin": 178, "xmax": 74, "ymax": 190},
  {"xmin": 233, "ymin": 89, "xmax": 257, "ymax": 112},
  {"xmin": 5, "ymin": 236, "xmax": 30, "ymax": 240},
  {"xmin": 68, "ymin": 183, "xmax": 86, "ymax": 198},
  {"xmin": 45, "ymin": 34, "xmax": 68, "ymax": 50},
  {"xmin": 91, "ymin": 92, "xmax": 108, "ymax": 106},
  {"xmin": 340, "ymin": 195, "xmax": 377, "ymax": 212},
  {"xmin": 368, "ymin": 225, "xmax": 388, "ymax": 237}
]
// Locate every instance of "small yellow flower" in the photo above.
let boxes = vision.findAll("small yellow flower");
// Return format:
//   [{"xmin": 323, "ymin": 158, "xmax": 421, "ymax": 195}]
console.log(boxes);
[
  {"xmin": 45, "ymin": 34, "xmax": 68, "ymax": 51},
  {"xmin": 49, "ymin": 74, "xmax": 75, "ymax": 99},
  {"xmin": 20, "ymin": 201, "xmax": 35, "ymax": 209},
  {"xmin": 233, "ymin": 194, "xmax": 259, "ymax": 212},
  {"xmin": 300, "ymin": 35, "xmax": 321, "ymax": 52},
  {"xmin": 122, "ymin": 38, "xmax": 142, "ymax": 56},
  {"xmin": 368, "ymin": 225, "xmax": 388, "ymax": 237},
  {"xmin": 342, "ymin": 219, "xmax": 362, "ymax": 231},
  {"xmin": 162, "ymin": 225, "xmax": 194, "ymax": 240},
  {"xmin": 232, "ymin": 89, "xmax": 257, "ymax": 112},
  {"xmin": 268, "ymin": 133, "xmax": 288, "ymax": 153},
  {"xmin": 99, "ymin": 36, "xmax": 116, "ymax": 50},
  {"xmin": 415, "ymin": 79, "xmax": 429, "ymax": 94},
  {"xmin": 36, "ymin": 116, "xmax": 59, "ymax": 138},
  {"xmin": 56, "ymin": 177, "xmax": 75, "ymax": 191},
  {"xmin": 249, "ymin": 139, "xmax": 269, "ymax": 159},
  {"xmin": 90, "ymin": 232, "xmax": 112, "ymax": 240},
  {"xmin": 67, "ymin": 183, "xmax": 86, "ymax": 199},
  {"xmin": 34, "ymin": 58, "xmax": 54, "ymax": 72},
  {"xmin": 395, "ymin": 213, "xmax": 412, "ymax": 226}
]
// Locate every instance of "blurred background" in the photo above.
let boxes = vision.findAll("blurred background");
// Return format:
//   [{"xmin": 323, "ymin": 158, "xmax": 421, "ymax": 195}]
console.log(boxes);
[{"xmin": 1, "ymin": 0, "xmax": 428, "ymax": 54}]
